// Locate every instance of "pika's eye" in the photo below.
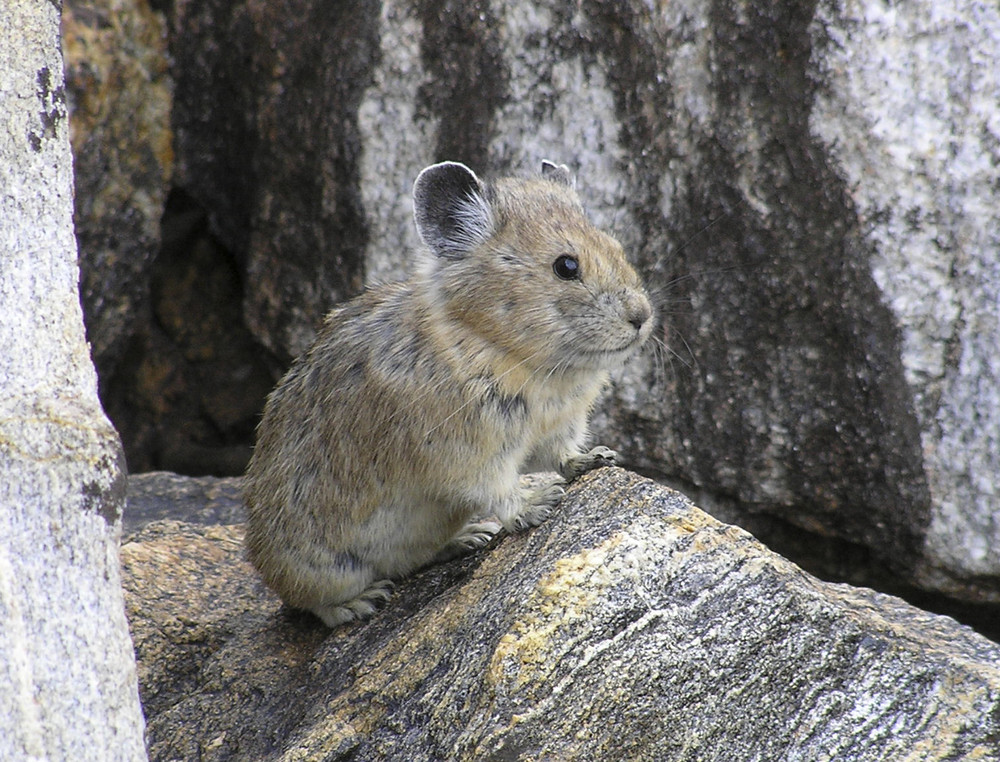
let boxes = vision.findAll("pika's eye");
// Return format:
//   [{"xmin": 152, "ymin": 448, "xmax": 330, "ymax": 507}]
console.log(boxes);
[{"xmin": 552, "ymin": 254, "xmax": 580, "ymax": 281}]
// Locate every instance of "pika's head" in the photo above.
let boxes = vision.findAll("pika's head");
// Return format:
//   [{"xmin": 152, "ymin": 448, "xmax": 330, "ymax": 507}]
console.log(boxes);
[{"xmin": 413, "ymin": 161, "xmax": 653, "ymax": 374}]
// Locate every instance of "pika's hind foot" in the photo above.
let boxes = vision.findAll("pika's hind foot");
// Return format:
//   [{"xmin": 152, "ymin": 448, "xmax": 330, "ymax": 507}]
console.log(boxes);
[
  {"xmin": 311, "ymin": 579, "xmax": 394, "ymax": 628},
  {"xmin": 560, "ymin": 445, "xmax": 618, "ymax": 481}
]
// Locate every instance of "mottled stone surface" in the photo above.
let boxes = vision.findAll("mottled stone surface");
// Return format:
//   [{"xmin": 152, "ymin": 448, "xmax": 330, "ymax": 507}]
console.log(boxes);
[
  {"xmin": 170, "ymin": 0, "xmax": 376, "ymax": 360},
  {"xmin": 100, "ymin": 201, "xmax": 277, "ymax": 476},
  {"xmin": 122, "ymin": 470, "xmax": 1000, "ymax": 761},
  {"xmin": 0, "ymin": 2, "xmax": 146, "ymax": 757},
  {"xmin": 62, "ymin": 0, "xmax": 276, "ymax": 476},
  {"xmin": 62, "ymin": 0, "xmax": 173, "ymax": 381}
]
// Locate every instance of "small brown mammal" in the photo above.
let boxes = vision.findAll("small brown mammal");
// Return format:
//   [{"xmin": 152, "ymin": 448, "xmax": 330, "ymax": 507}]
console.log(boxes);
[{"xmin": 244, "ymin": 160, "xmax": 653, "ymax": 627}]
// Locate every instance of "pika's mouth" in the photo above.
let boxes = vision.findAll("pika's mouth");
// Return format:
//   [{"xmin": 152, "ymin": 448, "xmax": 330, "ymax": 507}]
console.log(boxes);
[
  {"xmin": 614, "ymin": 323, "xmax": 654, "ymax": 353},
  {"xmin": 611, "ymin": 337, "xmax": 647, "ymax": 355},
  {"xmin": 578, "ymin": 333, "xmax": 649, "ymax": 361}
]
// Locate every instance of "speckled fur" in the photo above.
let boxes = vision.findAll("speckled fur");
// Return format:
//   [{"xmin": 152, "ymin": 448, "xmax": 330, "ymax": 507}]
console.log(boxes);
[{"xmin": 243, "ymin": 161, "xmax": 653, "ymax": 627}]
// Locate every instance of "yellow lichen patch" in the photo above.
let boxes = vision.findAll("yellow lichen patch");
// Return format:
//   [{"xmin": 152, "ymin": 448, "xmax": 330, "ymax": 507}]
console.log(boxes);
[
  {"xmin": 486, "ymin": 508, "xmax": 745, "ymax": 700},
  {"xmin": 487, "ymin": 532, "xmax": 638, "ymax": 696},
  {"xmin": 489, "ymin": 546, "xmax": 603, "ymax": 690},
  {"xmin": 279, "ymin": 719, "xmax": 361, "ymax": 762},
  {"xmin": 663, "ymin": 512, "xmax": 703, "ymax": 535},
  {"xmin": 536, "ymin": 540, "xmax": 624, "ymax": 610},
  {"xmin": 892, "ymin": 675, "xmax": 998, "ymax": 762}
]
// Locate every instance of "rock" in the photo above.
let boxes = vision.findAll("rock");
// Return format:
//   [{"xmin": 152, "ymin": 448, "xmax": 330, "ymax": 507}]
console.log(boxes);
[
  {"xmin": 62, "ymin": 0, "xmax": 173, "ymax": 383},
  {"xmin": 125, "ymin": 471, "xmax": 244, "ymax": 535},
  {"xmin": 121, "ymin": 520, "xmax": 268, "ymax": 727},
  {"xmin": 122, "ymin": 469, "xmax": 1000, "ymax": 761},
  {"xmin": 808, "ymin": 1, "xmax": 1000, "ymax": 601},
  {"xmin": 0, "ymin": 2, "xmax": 145, "ymax": 758},
  {"xmin": 62, "ymin": 0, "xmax": 275, "ymax": 476}
]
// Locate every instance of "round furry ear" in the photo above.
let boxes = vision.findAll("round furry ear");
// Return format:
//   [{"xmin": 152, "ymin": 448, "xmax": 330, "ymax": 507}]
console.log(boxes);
[
  {"xmin": 412, "ymin": 162, "xmax": 493, "ymax": 259},
  {"xmin": 540, "ymin": 160, "xmax": 574, "ymax": 187}
]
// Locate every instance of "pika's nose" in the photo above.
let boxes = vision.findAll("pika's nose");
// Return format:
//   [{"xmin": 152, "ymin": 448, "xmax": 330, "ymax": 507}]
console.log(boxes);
[{"xmin": 626, "ymin": 294, "xmax": 653, "ymax": 331}]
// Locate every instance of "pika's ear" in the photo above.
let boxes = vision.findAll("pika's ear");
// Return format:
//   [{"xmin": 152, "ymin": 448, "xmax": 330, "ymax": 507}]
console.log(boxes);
[
  {"xmin": 413, "ymin": 162, "xmax": 493, "ymax": 259},
  {"xmin": 540, "ymin": 160, "xmax": 574, "ymax": 187}
]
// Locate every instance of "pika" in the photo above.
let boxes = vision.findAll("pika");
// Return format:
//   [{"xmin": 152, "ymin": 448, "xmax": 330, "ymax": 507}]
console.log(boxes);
[{"xmin": 243, "ymin": 160, "xmax": 653, "ymax": 627}]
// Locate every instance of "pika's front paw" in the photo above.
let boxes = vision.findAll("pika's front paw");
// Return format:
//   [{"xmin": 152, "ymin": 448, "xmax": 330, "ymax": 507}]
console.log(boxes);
[
  {"xmin": 452, "ymin": 519, "xmax": 503, "ymax": 550},
  {"xmin": 436, "ymin": 519, "xmax": 504, "ymax": 562},
  {"xmin": 559, "ymin": 445, "xmax": 618, "ymax": 481},
  {"xmin": 506, "ymin": 480, "xmax": 565, "ymax": 532}
]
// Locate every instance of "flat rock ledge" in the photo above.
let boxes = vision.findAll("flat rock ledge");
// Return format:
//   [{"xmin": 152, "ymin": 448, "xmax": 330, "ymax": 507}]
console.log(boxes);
[{"xmin": 123, "ymin": 468, "xmax": 1000, "ymax": 761}]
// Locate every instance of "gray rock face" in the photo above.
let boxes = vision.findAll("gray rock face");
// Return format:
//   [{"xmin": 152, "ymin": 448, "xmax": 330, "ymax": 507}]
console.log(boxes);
[
  {"xmin": 170, "ymin": 0, "xmax": 376, "ymax": 360},
  {"xmin": 125, "ymin": 471, "xmax": 244, "ymax": 535},
  {"xmin": 124, "ymin": 469, "xmax": 1000, "ymax": 761},
  {"xmin": 0, "ymin": 1, "xmax": 146, "ymax": 758},
  {"xmin": 809, "ymin": 1, "xmax": 1000, "ymax": 598}
]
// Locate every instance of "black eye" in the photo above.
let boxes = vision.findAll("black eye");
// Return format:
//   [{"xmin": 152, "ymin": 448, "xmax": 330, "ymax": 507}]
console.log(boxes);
[{"xmin": 552, "ymin": 254, "xmax": 580, "ymax": 280}]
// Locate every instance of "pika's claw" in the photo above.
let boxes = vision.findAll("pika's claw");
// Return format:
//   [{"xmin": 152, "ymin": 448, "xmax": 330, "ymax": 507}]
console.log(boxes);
[
  {"xmin": 453, "ymin": 519, "xmax": 503, "ymax": 549},
  {"xmin": 560, "ymin": 445, "xmax": 618, "ymax": 481}
]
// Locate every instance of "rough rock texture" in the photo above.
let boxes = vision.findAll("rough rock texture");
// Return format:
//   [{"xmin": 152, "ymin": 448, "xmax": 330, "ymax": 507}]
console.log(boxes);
[
  {"xmin": 123, "ymin": 469, "xmax": 1000, "ymax": 761},
  {"xmin": 808, "ymin": 1, "xmax": 1000, "ymax": 599},
  {"xmin": 100, "ymin": 196, "xmax": 278, "ymax": 476},
  {"xmin": 62, "ymin": 0, "xmax": 276, "ymax": 476},
  {"xmin": 0, "ymin": 1, "xmax": 146, "ymax": 758},
  {"xmin": 62, "ymin": 0, "xmax": 173, "ymax": 383}
]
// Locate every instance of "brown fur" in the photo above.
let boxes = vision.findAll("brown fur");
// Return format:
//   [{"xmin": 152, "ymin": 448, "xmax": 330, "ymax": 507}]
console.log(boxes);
[{"xmin": 243, "ymin": 161, "xmax": 653, "ymax": 627}]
